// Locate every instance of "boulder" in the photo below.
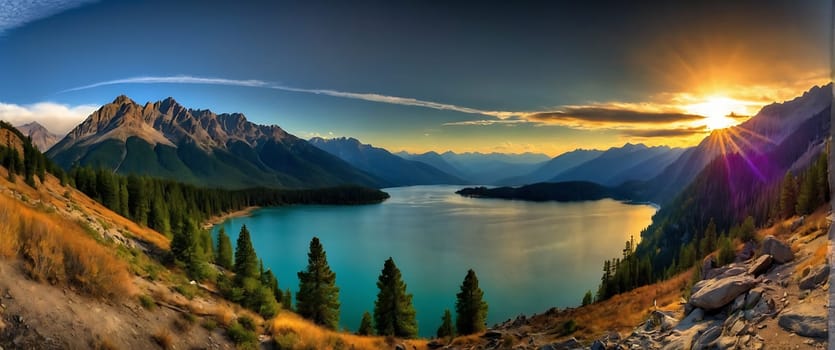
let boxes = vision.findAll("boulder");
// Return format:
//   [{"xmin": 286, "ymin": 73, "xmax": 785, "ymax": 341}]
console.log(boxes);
[
  {"xmin": 644, "ymin": 310, "xmax": 678, "ymax": 331},
  {"xmin": 692, "ymin": 325, "xmax": 722, "ymax": 350},
  {"xmin": 690, "ymin": 274, "xmax": 758, "ymax": 310},
  {"xmin": 539, "ymin": 337, "xmax": 582, "ymax": 350},
  {"xmin": 590, "ymin": 340, "xmax": 606, "ymax": 350},
  {"xmin": 482, "ymin": 330, "xmax": 503, "ymax": 339},
  {"xmin": 798, "ymin": 264, "xmax": 829, "ymax": 290},
  {"xmin": 747, "ymin": 254, "xmax": 772, "ymax": 276},
  {"xmin": 737, "ymin": 241, "xmax": 757, "ymax": 261},
  {"xmin": 677, "ymin": 308, "xmax": 704, "ymax": 329},
  {"xmin": 761, "ymin": 235, "xmax": 794, "ymax": 263},
  {"xmin": 778, "ymin": 304, "xmax": 827, "ymax": 338},
  {"xmin": 744, "ymin": 287, "xmax": 763, "ymax": 309}
]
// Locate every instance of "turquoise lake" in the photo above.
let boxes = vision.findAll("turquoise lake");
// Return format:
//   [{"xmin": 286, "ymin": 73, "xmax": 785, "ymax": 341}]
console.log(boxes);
[{"xmin": 211, "ymin": 185, "xmax": 656, "ymax": 337}]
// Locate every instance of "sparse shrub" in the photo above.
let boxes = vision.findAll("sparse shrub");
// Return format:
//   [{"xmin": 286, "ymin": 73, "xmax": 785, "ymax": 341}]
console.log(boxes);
[
  {"xmin": 174, "ymin": 283, "xmax": 197, "ymax": 299},
  {"xmin": 238, "ymin": 315, "xmax": 257, "ymax": 331},
  {"xmin": 226, "ymin": 320, "xmax": 258, "ymax": 345},
  {"xmin": 152, "ymin": 328, "xmax": 173, "ymax": 349},
  {"xmin": 201, "ymin": 318, "xmax": 218, "ymax": 331},
  {"xmin": 139, "ymin": 294, "xmax": 156, "ymax": 310},
  {"xmin": 273, "ymin": 331, "xmax": 300, "ymax": 350},
  {"xmin": 502, "ymin": 334, "xmax": 514, "ymax": 348},
  {"xmin": 560, "ymin": 319, "xmax": 577, "ymax": 336}
]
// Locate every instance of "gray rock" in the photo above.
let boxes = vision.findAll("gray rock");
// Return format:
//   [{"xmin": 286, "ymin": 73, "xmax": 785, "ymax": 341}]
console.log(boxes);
[
  {"xmin": 677, "ymin": 308, "xmax": 704, "ymax": 329},
  {"xmin": 692, "ymin": 325, "xmax": 722, "ymax": 350},
  {"xmin": 761, "ymin": 235, "xmax": 794, "ymax": 263},
  {"xmin": 645, "ymin": 310, "xmax": 678, "ymax": 331},
  {"xmin": 540, "ymin": 337, "xmax": 583, "ymax": 350},
  {"xmin": 777, "ymin": 304, "xmax": 827, "ymax": 338},
  {"xmin": 590, "ymin": 340, "xmax": 606, "ymax": 350},
  {"xmin": 689, "ymin": 274, "xmax": 757, "ymax": 310},
  {"xmin": 482, "ymin": 330, "xmax": 503, "ymax": 339},
  {"xmin": 744, "ymin": 287, "xmax": 763, "ymax": 309},
  {"xmin": 798, "ymin": 264, "xmax": 829, "ymax": 290},
  {"xmin": 746, "ymin": 254, "xmax": 772, "ymax": 276},
  {"xmin": 730, "ymin": 293, "xmax": 746, "ymax": 312},
  {"xmin": 394, "ymin": 344, "xmax": 406, "ymax": 350},
  {"xmin": 737, "ymin": 241, "xmax": 757, "ymax": 261}
]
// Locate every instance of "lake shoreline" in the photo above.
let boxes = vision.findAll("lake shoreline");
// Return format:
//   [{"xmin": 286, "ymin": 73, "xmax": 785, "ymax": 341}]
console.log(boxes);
[{"xmin": 202, "ymin": 206, "xmax": 260, "ymax": 229}]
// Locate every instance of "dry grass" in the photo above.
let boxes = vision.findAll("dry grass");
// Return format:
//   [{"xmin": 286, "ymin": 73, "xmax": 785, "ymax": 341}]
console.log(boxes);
[
  {"xmin": 0, "ymin": 193, "xmax": 133, "ymax": 299},
  {"xmin": 518, "ymin": 269, "xmax": 692, "ymax": 343},
  {"xmin": 151, "ymin": 328, "xmax": 173, "ymax": 349},
  {"xmin": 268, "ymin": 312, "xmax": 427, "ymax": 350},
  {"xmin": 0, "ymin": 166, "xmax": 169, "ymax": 250}
]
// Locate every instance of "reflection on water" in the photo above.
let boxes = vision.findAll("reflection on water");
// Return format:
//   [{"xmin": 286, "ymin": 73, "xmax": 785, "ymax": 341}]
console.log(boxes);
[{"xmin": 212, "ymin": 185, "xmax": 656, "ymax": 337}]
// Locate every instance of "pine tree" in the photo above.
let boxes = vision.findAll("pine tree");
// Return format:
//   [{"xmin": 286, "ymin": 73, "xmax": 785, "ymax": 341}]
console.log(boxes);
[
  {"xmin": 815, "ymin": 153, "xmax": 829, "ymax": 205},
  {"xmin": 455, "ymin": 269, "xmax": 488, "ymax": 335},
  {"xmin": 373, "ymin": 257, "xmax": 418, "ymax": 338},
  {"xmin": 283, "ymin": 289, "xmax": 293, "ymax": 311},
  {"xmin": 796, "ymin": 171, "xmax": 816, "ymax": 215},
  {"xmin": 779, "ymin": 172, "xmax": 797, "ymax": 218},
  {"xmin": 436, "ymin": 309, "xmax": 454, "ymax": 338},
  {"xmin": 215, "ymin": 228, "xmax": 233, "ymax": 270},
  {"xmin": 581, "ymin": 290, "xmax": 593, "ymax": 306},
  {"xmin": 296, "ymin": 237, "xmax": 340, "ymax": 329},
  {"xmin": 170, "ymin": 219, "xmax": 209, "ymax": 280},
  {"xmin": 357, "ymin": 311, "xmax": 374, "ymax": 336},
  {"xmin": 233, "ymin": 225, "xmax": 260, "ymax": 281},
  {"xmin": 699, "ymin": 218, "xmax": 717, "ymax": 256}
]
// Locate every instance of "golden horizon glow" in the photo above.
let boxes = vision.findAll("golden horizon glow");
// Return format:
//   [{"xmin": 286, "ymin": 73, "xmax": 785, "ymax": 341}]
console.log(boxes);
[{"xmin": 684, "ymin": 96, "xmax": 750, "ymax": 131}]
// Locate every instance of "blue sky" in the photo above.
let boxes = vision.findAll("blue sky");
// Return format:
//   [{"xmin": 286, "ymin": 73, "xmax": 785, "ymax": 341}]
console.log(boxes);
[{"xmin": 0, "ymin": 0, "xmax": 830, "ymax": 155}]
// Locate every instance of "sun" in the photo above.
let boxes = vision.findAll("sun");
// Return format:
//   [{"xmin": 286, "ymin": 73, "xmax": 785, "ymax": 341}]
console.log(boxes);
[{"xmin": 685, "ymin": 96, "xmax": 747, "ymax": 130}]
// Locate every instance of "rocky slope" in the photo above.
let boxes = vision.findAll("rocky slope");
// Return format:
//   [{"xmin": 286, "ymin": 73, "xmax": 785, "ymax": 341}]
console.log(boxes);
[
  {"xmin": 436, "ymin": 210, "xmax": 830, "ymax": 350},
  {"xmin": 46, "ymin": 95, "xmax": 383, "ymax": 189}
]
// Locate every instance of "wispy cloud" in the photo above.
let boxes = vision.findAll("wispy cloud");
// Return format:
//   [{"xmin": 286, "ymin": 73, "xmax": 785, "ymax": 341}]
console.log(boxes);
[
  {"xmin": 0, "ymin": 102, "xmax": 99, "ymax": 134},
  {"xmin": 0, "ymin": 0, "xmax": 97, "ymax": 34},
  {"xmin": 527, "ymin": 107, "xmax": 704, "ymax": 125},
  {"xmin": 62, "ymin": 75, "xmax": 521, "ymax": 119}
]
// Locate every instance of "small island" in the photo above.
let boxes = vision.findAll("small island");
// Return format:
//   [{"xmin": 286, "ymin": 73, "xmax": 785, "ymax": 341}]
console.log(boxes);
[{"xmin": 455, "ymin": 181, "xmax": 633, "ymax": 202}]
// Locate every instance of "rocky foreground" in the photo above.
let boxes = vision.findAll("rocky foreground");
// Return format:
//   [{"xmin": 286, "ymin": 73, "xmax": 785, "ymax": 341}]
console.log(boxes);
[{"xmin": 435, "ymin": 215, "xmax": 830, "ymax": 350}]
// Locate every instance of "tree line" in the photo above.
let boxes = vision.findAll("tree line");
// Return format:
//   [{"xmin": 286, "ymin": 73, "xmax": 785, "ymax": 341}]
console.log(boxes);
[{"xmin": 66, "ymin": 166, "xmax": 389, "ymax": 237}]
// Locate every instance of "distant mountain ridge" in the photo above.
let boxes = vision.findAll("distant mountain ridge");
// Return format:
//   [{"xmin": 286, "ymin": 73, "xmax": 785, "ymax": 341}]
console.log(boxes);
[
  {"xmin": 309, "ymin": 137, "xmax": 466, "ymax": 186},
  {"xmin": 397, "ymin": 150, "xmax": 550, "ymax": 184},
  {"xmin": 15, "ymin": 121, "xmax": 60, "ymax": 152},
  {"xmin": 46, "ymin": 96, "xmax": 383, "ymax": 189},
  {"xmin": 549, "ymin": 143, "xmax": 686, "ymax": 186}
]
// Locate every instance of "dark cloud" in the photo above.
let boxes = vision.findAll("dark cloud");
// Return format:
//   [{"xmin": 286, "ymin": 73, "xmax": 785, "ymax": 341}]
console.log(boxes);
[
  {"xmin": 620, "ymin": 126, "xmax": 709, "ymax": 138},
  {"xmin": 527, "ymin": 107, "xmax": 705, "ymax": 124}
]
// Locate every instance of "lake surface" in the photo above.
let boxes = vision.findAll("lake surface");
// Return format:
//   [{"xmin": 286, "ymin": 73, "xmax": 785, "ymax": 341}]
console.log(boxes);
[{"xmin": 211, "ymin": 185, "xmax": 656, "ymax": 337}]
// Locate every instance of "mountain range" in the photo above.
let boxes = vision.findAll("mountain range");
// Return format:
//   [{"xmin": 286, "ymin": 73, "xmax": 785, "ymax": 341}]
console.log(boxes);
[
  {"xmin": 46, "ymin": 96, "xmax": 383, "ymax": 189},
  {"xmin": 309, "ymin": 137, "xmax": 465, "ymax": 186},
  {"xmin": 16, "ymin": 121, "xmax": 60, "ymax": 152},
  {"xmin": 396, "ymin": 150, "xmax": 550, "ymax": 184}
]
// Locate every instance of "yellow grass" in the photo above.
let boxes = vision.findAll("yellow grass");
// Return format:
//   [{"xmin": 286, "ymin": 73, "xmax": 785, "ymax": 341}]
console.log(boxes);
[
  {"xmin": 0, "ymin": 186, "xmax": 134, "ymax": 299},
  {"xmin": 268, "ymin": 312, "xmax": 427, "ymax": 350},
  {"xmin": 0, "ymin": 166, "xmax": 169, "ymax": 250},
  {"xmin": 152, "ymin": 328, "xmax": 173, "ymax": 349}
]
